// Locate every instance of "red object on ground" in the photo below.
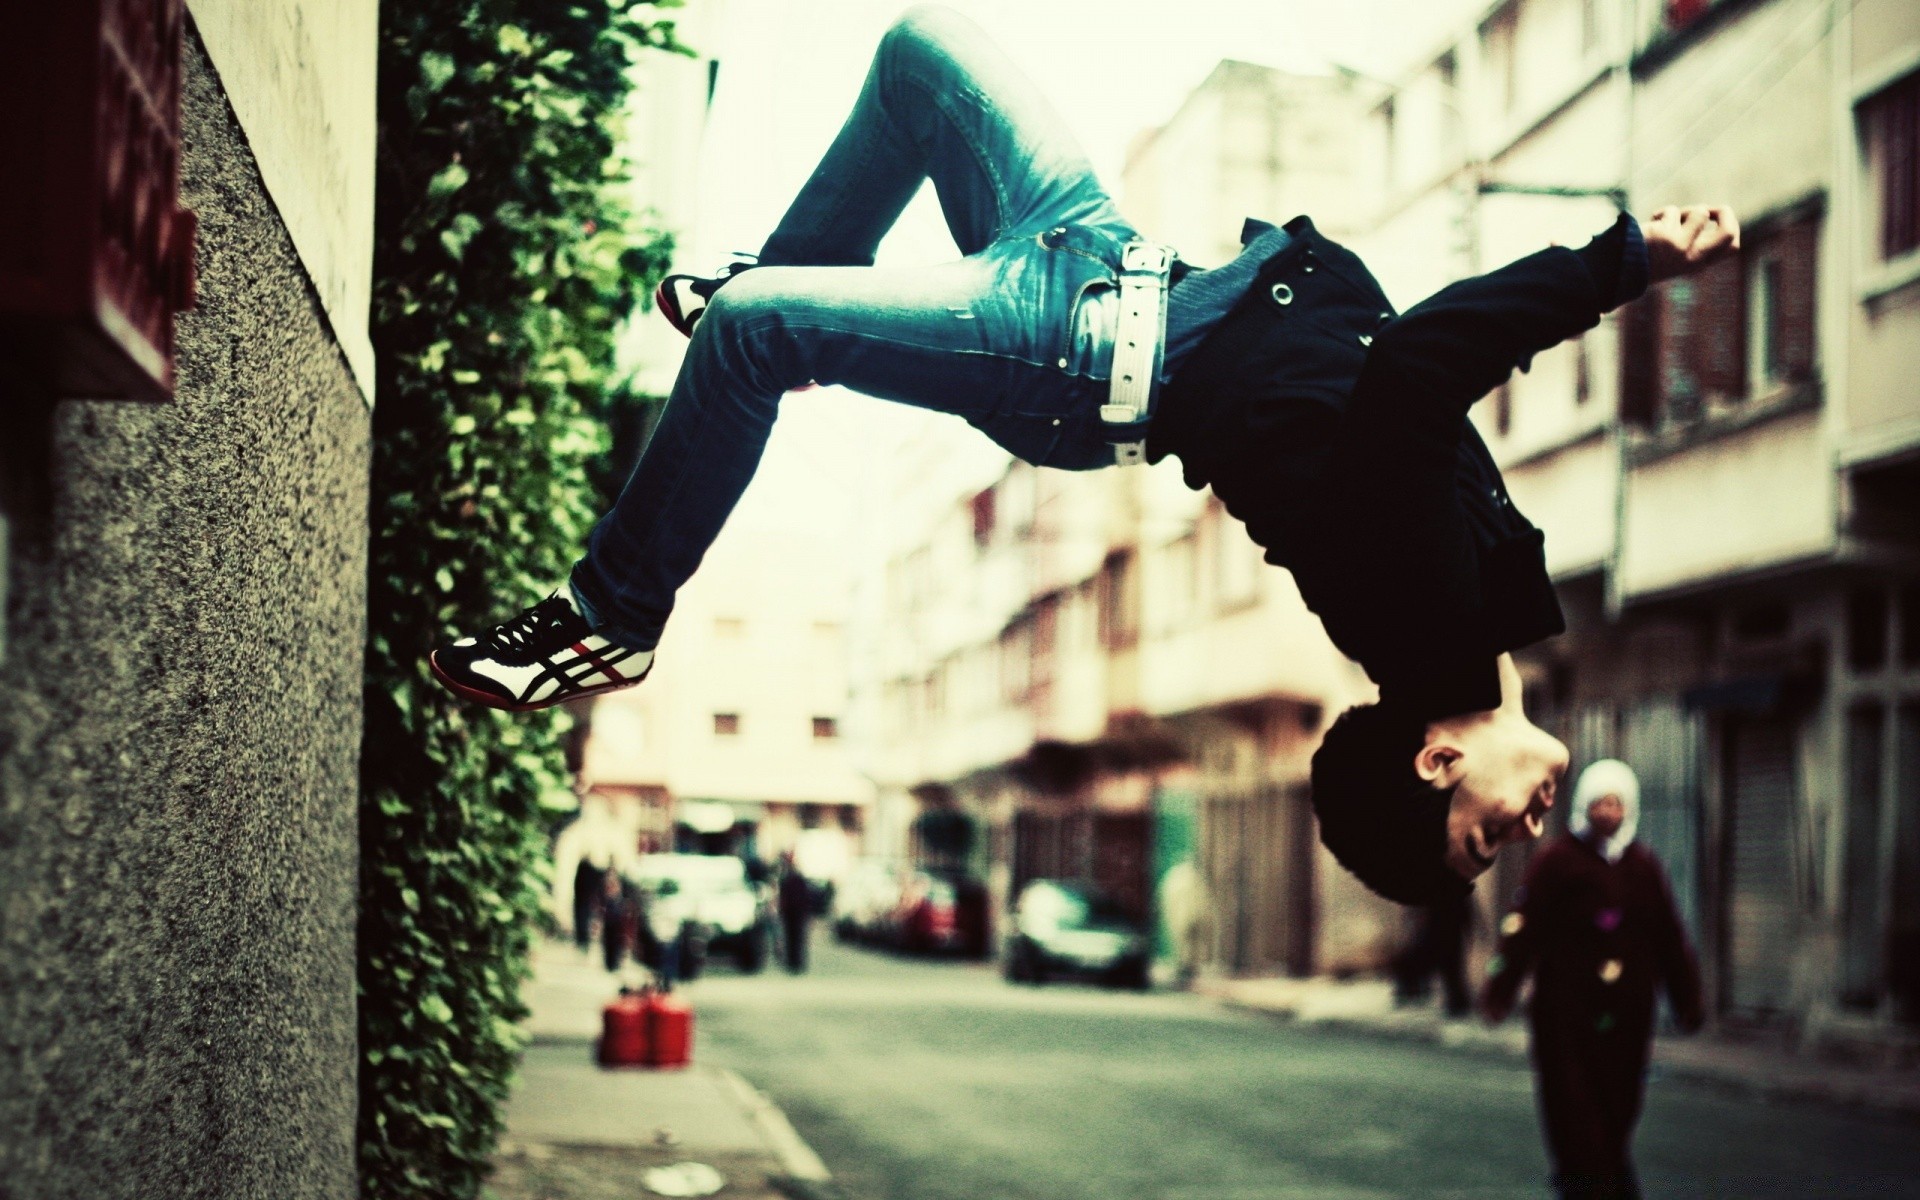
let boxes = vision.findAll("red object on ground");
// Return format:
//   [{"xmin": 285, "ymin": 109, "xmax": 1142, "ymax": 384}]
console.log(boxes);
[
  {"xmin": 643, "ymin": 989, "xmax": 694, "ymax": 1068},
  {"xmin": 597, "ymin": 991, "xmax": 649, "ymax": 1067}
]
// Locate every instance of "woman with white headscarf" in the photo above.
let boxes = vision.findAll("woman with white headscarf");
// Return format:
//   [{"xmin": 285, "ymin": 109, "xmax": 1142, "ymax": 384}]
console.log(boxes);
[{"xmin": 1481, "ymin": 759, "xmax": 1704, "ymax": 1200}]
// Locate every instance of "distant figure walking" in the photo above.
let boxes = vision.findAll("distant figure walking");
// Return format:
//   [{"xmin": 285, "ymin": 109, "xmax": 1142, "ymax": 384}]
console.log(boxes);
[
  {"xmin": 1481, "ymin": 759, "xmax": 1704, "ymax": 1200},
  {"xmin": 599, "ymin": 869, "xmax": 636, "ymax": 974},
  {"xmin": 1393, "ymin": 888, "xmax": 1473, "ymax": 1018},
  {"xmin": 573, "ymin": 854, "xmax": 607, "ymax": 953},
  {"xmin": 777, "ymin": 854, "xmax": 814, "ymax": 975}
]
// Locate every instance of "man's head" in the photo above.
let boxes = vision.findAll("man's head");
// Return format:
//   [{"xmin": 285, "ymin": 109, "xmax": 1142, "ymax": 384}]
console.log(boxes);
[{"xmin": 1310, "ymin": 658, "xmax": 1568, "ymax": 904}]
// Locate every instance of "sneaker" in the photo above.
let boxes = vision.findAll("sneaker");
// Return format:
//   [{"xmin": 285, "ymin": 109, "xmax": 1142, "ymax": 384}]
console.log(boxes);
[
  {"xmin": 429, "ymin": 590, "xmax": 653, "ymax": 712},
  {"xmin": 654, "ymin": 259, "xmax": 758, "ymax": 338}
]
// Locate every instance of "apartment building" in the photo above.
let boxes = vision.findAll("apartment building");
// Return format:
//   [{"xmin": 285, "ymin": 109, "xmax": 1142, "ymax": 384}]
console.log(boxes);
[{"xmin": 1356, "ymin": 0, "xmax": 1919, "ymax": 1041}]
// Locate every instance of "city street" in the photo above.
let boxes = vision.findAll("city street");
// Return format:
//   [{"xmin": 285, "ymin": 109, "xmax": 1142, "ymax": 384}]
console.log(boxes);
[{"xmin": 691, "ymin": 940, "xmax": 1920, "ymax": 1200}]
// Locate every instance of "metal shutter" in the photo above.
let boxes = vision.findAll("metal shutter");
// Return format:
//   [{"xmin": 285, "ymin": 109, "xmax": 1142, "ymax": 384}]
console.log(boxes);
[{"xmin": 1725, "ymin": 716, "xmax": 1800, "ymax": 1017}]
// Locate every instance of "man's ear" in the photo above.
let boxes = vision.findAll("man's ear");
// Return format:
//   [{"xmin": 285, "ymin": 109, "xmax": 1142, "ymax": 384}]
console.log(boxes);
[{"xmin": 1415, "ymin": 738, "xmax": 1466, "ymax": 787}]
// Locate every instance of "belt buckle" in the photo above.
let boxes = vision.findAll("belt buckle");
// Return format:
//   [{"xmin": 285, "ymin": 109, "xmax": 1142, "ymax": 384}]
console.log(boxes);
[{"xmin": 1120, "ymin": 241, "xmax": 1174, "ymax": 277}]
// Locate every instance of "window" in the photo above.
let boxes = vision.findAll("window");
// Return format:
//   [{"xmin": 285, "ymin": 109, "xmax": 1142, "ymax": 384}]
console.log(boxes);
[
  {"xmin": 1749, "ymin": 255, "xmax": 1784, "ymax": 390},
  {"xmin": 1902, "ymin": 583, "xmax": 1920, "ymax": 668},
  {"xmin": 1618, "ymin": 208, "xmax": 1818, "ymax": 427},
  {"xmin": 1861, "ymin": 72, "xmax": 1920, "ymax": 262},
  {"xmin": 1850, "ymin": 587, "xmax": 1890, "ymax": 672},
  {"xmin": 1480, "ymin": 4, "xmax": 1518, "ymax": 117},
  {"xmin": 714, "ymin": 616, "xmax": 745, "ymax": 638},
  {"xmin": 1212, "ymin": 503, "xmax": 1260, "ymax": 610},
  {"xmin": 812, "ymin": 716, "xmax": 839, "ymax": 740},
  {"xmin": 1377, "ymin": 97, "xmax": 1396, "ymax": 191},
  {"xmin": 1097, "ymin": 551, "xmax": 1138, "ymax": 650},
  {"xmin": 713, "ymin": 712, "xmax": 740, "ymax": 737},
  {"xmin": 970, "ymin": 485, "xmax": 996, "ymax": 549}
]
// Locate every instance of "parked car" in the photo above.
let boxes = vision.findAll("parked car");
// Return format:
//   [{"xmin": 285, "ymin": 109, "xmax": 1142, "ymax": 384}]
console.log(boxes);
[
  {"xmin": 1004, "ymin": 879, "xmax": 1151, "ymax": 989},
  {"xmin": 831, "ymin": 858, "xmax": 904, "ymax": 944},
  {"xmin": 890, "ymin": 868, "xmax": 991, "ymax": 958},
  {"xmin": 628, "ymin": 853, "xmax": 771, "ymax": 976}
]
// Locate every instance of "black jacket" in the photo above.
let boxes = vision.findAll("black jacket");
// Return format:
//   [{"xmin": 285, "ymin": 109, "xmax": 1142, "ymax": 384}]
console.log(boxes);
[{"xmin": 1147, "ymin": 214, "xmax": 1643, "ymax": 718}]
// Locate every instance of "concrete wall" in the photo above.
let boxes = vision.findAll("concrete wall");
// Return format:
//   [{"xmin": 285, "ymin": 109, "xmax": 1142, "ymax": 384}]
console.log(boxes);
[
  {"xmin": 0, "ymin": 34, "xmax": 371, "ymax": 1200},
  {"xmin": 187, "ymin": 0, "xmax": 379, "ymax": 398}
]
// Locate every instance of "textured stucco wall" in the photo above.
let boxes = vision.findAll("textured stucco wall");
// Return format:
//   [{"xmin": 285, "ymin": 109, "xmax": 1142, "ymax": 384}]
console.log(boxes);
[{"xmin": 0, "ymin": 32, "xmax": 369, "ymax": 1200}]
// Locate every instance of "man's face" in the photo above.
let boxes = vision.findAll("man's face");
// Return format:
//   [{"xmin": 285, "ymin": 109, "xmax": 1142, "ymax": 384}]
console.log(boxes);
[
  {"xmin": 1585, "ymin": 794, "xmax": 1625, "ymax": 840},
  {"xmin": 1441, "ymin": 714, "xmax": 1569, "ymax": 880}
]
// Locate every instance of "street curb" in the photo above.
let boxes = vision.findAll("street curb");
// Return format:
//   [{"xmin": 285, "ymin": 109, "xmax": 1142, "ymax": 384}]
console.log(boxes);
[{"xmin": 716, "ymin": 1067, "xmax": 834, "ymax": 1184}]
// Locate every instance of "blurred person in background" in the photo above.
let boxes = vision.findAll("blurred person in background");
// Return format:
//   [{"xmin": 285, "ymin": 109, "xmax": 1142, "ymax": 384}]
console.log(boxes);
[
  {"xmin": 1156, "ymin": 859, "xmax": 1210, "ymax": 987},
  {"xmin": 1481, "ymin": 759, "xmax": 1704, "ymax": 1200},
  {"xmin": 572, "ymin": 852, "xmax": 607, "ymax": 954},
  {"xmin": 426, "ymin": 5, "xmax": 1738, "ymax": 907},
  {"xmin": 599, "ymin": 869, "xmax": 637, "ymax": 974},
  {"xmin": 1392, "ymin": 888, "xmax": 1473, "ymax": 1018},
  {"xmin": 778, "ymin": 852, "xmax": 814, "ymax": 974}
]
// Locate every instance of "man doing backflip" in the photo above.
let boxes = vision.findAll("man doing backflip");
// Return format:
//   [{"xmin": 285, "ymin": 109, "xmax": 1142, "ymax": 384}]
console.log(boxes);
[{"xmin": 430, "ymin": 7, "xmax": 1740, "ymax": 904}]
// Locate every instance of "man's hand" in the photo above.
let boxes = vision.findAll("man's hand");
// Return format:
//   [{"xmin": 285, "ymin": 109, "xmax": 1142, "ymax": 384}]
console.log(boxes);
[{"xmin": 1644, "ymin": 204, "xmax": 1741, "ymax": 285}]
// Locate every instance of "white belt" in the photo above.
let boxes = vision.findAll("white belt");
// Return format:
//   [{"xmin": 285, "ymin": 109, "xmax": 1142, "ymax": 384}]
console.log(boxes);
[{"xmin": 1100, "ymin": 240, "xmax": 1175, "ymax": 466}]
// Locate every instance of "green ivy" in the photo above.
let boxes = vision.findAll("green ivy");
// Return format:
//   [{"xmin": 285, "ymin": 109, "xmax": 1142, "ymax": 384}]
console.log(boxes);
[{"xmin": 360, "ymin": 2, "xmax": 685, "ymax": 1196}]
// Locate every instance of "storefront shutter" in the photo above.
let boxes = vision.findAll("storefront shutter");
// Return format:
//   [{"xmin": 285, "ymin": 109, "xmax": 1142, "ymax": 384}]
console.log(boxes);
[{"xmin": 1725, "ymin": 716, "xmax": 1800, "ymax": 1018}]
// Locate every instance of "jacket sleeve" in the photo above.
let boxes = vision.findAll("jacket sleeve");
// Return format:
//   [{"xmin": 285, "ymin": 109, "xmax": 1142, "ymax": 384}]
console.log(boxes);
[
  {"xmin": 1647, "ymin": 853, "xmax": 1706, "ymax": 1032},
  {"xmin": 1480, "ymin": 846, "xmax": 1559, "ymax": 1020},
  {"xmin": 1322, "ymin": 216, "xmax": 1645, "ymax": 715}
]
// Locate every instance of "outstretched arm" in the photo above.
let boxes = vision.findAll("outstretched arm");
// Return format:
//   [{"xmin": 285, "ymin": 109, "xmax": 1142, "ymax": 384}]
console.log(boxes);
[{"xmin": 1321, "ymin": 206, "xmax": 1738, "ymax": 716}]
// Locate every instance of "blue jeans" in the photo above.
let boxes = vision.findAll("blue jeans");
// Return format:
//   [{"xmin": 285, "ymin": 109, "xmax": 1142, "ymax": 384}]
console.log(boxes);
[{"xmin": 570, "ymin": 5, "xmax": 1135, "ymax": 651}]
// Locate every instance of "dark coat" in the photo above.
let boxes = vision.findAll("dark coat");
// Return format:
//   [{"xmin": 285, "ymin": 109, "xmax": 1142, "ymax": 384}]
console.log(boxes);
[
  {"xmin": 1149, "ymin": 215, "xmax": 1643, "ymax": 718},
  {"xmin": 1484, "ymin": 835, "xmax": 1703, "ymax": 1194}
]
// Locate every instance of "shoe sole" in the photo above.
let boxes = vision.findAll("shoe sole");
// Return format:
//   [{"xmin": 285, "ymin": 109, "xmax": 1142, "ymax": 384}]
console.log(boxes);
[{"xmin": 429, "ymin": 650, "xmax": 653, "ymax": 713}]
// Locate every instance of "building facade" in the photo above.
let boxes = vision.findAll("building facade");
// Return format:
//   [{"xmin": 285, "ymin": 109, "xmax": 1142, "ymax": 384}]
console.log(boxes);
[{"xmin": 1354, "ymin": 0, "xmax": 1920, "ymax": 1042}]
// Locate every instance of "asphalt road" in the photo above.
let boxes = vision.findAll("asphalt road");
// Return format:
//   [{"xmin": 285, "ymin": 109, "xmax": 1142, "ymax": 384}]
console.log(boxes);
[{"xmin": 690, "ymin": 937, "xmax": 1920, "ymax": 1200}]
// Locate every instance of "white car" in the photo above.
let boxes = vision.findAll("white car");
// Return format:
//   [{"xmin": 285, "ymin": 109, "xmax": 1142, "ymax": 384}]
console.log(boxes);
[{"xmin": 627, "ymin": 853, "xmax": 770, "ymax": 975}]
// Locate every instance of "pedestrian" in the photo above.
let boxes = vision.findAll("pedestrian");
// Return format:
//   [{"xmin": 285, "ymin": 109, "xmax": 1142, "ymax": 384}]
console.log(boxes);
[
  {"xmin": 1392, "ymin": 888, "xmax": 1473, "ymax": 1018},
  {"xmin": 777, "ymin": 853, "xmax": 813, "ymax": 975},
  {"xmin": 1481, "ymin": 759, "xmax": 1704, "ymax": 1200},
  {"xmin": 572, "ymin": 853, "xmax": 607, "ymax": 954},
  {"xmin": 1156, "ymin": 860, "xmax": 1210, "ymax": 987},
  {"xmin": 599, "ymin": 869, "xmax": 636, "ymax": 974},
  {"xmin": 427, "ymin": 5, "xmax": 1740, "ymax": 905}
]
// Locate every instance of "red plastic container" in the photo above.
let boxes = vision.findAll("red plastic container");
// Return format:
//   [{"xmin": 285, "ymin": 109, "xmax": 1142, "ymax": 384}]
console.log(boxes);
[
  {"xmin": 643, "ymin": 989, "xmax": 694, "ymax": 1068},
  {"xmin": 597, "ymin": 991, "xmax": 649, "ymax": 1067}
]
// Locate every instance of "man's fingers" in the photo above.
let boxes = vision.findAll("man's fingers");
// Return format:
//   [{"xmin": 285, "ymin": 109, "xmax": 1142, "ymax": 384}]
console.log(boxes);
[
  {"xmin": 1677, "ymin": 206, "xmax": 1711, "ymax": 254},
  {"xmin": 1706, "ymin": 204, "xmax": 1741, "ymax": 250}
]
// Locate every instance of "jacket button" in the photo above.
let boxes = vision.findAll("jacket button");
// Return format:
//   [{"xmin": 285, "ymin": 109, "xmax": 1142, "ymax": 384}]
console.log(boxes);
[
  {"xmin": 1358, "ymin": 334, "xmax": 1373, "ymax": 346},
  {"xmin": 1270, "ymin": 283, "xmax": 1293, "ymax": 306},
  {"xmin": 1303, "ymin": 263, "xmax": 1315, "ymax": 273}
]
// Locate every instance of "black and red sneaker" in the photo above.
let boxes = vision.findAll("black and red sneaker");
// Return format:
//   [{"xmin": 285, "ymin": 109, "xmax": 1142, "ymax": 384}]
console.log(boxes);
[
  {"xmin": 654, "ymin": 259, "xmax": 758, "ymax": 338},
  {"xmin": 429, "ymin": 589, "xmax": 653, "ymax": 712}
]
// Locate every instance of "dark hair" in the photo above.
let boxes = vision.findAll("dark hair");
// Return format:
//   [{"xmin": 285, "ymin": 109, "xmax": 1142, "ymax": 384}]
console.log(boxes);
[{"xmin": 1310, "ymin": 703, "xmax": 1470, "ymax": 906}]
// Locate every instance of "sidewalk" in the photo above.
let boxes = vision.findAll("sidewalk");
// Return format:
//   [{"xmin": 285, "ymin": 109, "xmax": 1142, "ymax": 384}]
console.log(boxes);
[
  {"xmin": 1197, "ymin": 974, "xmax": 1920, "ymax": 1119},
  {"xmin": 492, "ymin": 940, "xmax": 841, "ymax": 1200}
]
